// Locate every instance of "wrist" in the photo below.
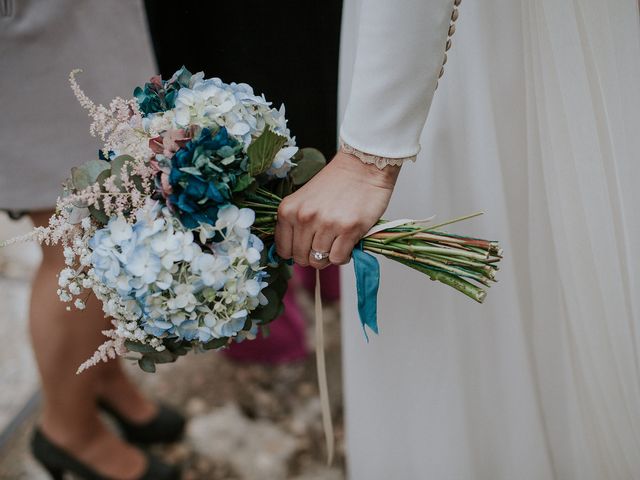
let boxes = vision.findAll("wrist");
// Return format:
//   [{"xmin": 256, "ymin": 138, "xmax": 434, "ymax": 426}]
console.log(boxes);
[
  {"xmin": 334, "ymin": 151, "xmax": 400, "ymax": 189},
  {"xmin": 339, "ymin": 139, "xmax": 416, "ymax": 169}
]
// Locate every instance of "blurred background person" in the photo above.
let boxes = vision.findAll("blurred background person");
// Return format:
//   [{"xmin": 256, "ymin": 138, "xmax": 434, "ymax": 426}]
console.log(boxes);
[
  {"xmin": 1, "ymin": 1, "xmax": 182, "ymax": 478},
  {"xmin": 2, "ymin": 0, "xmax": 345, "ymax": 478}
]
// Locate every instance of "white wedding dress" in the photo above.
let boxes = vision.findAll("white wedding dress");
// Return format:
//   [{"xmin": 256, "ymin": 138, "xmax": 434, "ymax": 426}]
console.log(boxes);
[{"xmin": 338, "ymin": 0, "xmax": 640, "ymax": 479}]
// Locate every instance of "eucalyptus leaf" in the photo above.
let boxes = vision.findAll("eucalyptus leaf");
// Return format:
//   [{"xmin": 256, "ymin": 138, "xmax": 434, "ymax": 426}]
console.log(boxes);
[
  {"xmin": 70, "ymin": 198, "xmax": 90, "ymax": 208},
  {"xmin": 138, "ymin": 356, "xmax": 157, "ymax": 373},
  {"xmin": 71, "ymin": 159, "xmax": 111, "ymax": 191},
  {"xmin": 273, "ymin": 176, "xmax": 294, "ymax": 198},
  {"xmin": 167, "ymin": 344, "xmax": 190, "ymax": 356},
  {"xmin": 252, "ymin": 287, "xmax": 283, "ymax": 323},
  {"xmin": 247, "ymin": 129, "xmax": 287, "ymax": 176},
  {"xmin": 290, "ymin": 148, "xmax": 326, "ymax": 186},
  {"xmin": 67, "ymin": 206, "xmax": 90, "ymax": 225},
  {"xmin": 263, "ymin": 263, "xmax": 279, "ymax": 282},
  {"xmin": 278, "ymin": 263, "xmax": 292, "ymax": 281},
  {"xmin": 95, "ymin": 169, "xmax": 112, "ymax": 189},
  {"xmin": 203, "ymin": 337, "xmax": 229, "ymax": 350},
  {"xmin": 233, "ymin": 174, "xmax": 255, "ymax": 193},
  {"xmin": 146, "ymin": 348, "xmax": 177, "ymax": 364},
  {"xmin": 164, "ymin": 338, "xmax": 191, "ymax": 356},
  {"xmin": 260, "ymin": 302, "xmax": 285, "ymax": 325},
  {"xmin": 270, "ymin": 276, "xmax": 289, "ymax": 299},
  {"xmin": 110, "ymin": 155, "xmax": 136, "ymax": 188},
  {"xmin": 125, "ymin": 340, "xmax": 157, "ymax": 354},
  {"xmin": 89, "ymin": 205, "xmax": 109, "ymax": 224}
]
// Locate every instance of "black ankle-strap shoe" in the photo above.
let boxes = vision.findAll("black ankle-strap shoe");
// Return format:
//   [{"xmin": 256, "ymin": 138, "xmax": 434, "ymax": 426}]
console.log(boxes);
[
  {"xmin": 31, "ymin": 428, "xmax": 180, "ymax": 480},
  {"xmin": 98, "ymin": 399, "xmax": 186, "ymax": 445}
]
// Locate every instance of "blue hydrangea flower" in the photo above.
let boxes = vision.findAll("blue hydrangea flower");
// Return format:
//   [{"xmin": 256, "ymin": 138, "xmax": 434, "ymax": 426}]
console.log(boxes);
[
  {"xmin": 168, "ymin": 127, "xmax": 247, "ymax": 228},
  {"xmin": 134, "ymin": 66, "xmax": 193, "ymax": 116}
]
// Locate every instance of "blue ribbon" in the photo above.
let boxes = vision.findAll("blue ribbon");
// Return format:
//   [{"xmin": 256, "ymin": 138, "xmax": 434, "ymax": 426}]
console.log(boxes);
[
  {"xmin": 352, "ymin": 242, "xmax": 380, "ymax": 341},
  {"xmin": 267, "ymin": 243, "xmax": 293, "ymax": 267}
]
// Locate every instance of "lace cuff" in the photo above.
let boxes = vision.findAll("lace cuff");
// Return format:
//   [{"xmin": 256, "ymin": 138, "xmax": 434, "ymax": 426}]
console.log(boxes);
[{"xmin": 340, "ymin": 140, "xmax": 417, "ymax": 169}]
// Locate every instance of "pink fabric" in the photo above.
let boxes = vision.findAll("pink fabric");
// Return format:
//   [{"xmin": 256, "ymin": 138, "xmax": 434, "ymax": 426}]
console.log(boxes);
[{"xmin": 296, "ymin": 265, "xmax": 341, "ymax": 302}]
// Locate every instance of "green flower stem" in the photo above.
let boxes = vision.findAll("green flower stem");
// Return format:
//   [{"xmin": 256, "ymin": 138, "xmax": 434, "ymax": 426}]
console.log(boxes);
[
  {"xmin": 423, "ymin": 212, "xmax": 485, "ymax": 231},
  {"xmin": 379, "ymin": 212, "xmax": 484, "ymax": 244},
  {"xmin": 391, "ymin": 242, "xmax": 490, "ymax": 261},
  {"xmin": 238, "ymin": 201, "xmax": 279, "ymax": 211},
  {"xmin": 371, "ymin": 231, "xmax": 494, "ymax": 251},
  {"xmin": 236, "ymin": 195, "xmax": 500, "ymax": 301},
  {"xmin": 381, "ymin": 226, "xmax": 432, "ymax": 244},
  {"xmin": 395, "ymin": 257, "xmax": 487, "ymax": 303},
  {"xmin": 363, "ymin": 242, "xmax": 485, "ymax": 272},
  {"xmin": 363, "ymin": 239, "xmax": 495, "ymax": 275},
  {"xmin": 423, "ymin": 253, "xmax": 496, "ymax": 274},
  {"xmin": 363, "ymin": 245, "xmax": 490, "ymax": 286},
  {"xmin": 253, "ymin": 215, "xmax": 277, "ymax": 225},
  {"xmin": 255, "ymin": 188, "xmax": 283, "ymax": 203}
]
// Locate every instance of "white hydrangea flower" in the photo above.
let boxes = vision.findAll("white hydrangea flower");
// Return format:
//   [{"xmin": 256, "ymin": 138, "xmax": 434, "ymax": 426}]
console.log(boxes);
[{"xmin": 146, "ymin": 73, "xmax": 297, "ymax": 178}]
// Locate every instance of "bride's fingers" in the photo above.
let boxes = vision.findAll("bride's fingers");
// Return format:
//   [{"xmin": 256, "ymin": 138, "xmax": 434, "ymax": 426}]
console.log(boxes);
[
  {"xmin": 309, "ymin": 231, "xmax": 336, "ymax": 270},
  {"xmin": 275, "ymin": 217, "xmax": 294, "ymax": 260},
  {"xmin": 329, "ymin": 233, "xmax": 361, "ymax": 265},
  {"xmin": 292, "ymin": 225, "xmax": 315, "ymax": 267}
]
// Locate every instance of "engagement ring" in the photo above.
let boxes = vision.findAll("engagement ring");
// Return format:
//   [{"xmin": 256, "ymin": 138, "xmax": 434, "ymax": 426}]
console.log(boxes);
[{"xmin": 311, "ymin": 249, "xmax": 330, "ymax": 261}]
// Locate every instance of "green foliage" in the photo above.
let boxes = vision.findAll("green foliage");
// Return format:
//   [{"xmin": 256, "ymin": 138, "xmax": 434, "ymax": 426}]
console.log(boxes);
[
  {"xmin": 130, "ymin": 339, "xmax": 192, "ymax": 373},
  {"xmin": 68, "ymin": 156, "xmax": 146, "ymax": 225},
  {"xmin": 290, "ymin": 148, "xmax": 326, "ymax": 186},
  {"xmin": 95, "ymin": 169, "xmax": 112, "ymax": 189},
  {"xmin": 202, "ymin": 337, "xmax": 230, "ymax": 350},
  {"xmin": 124, "ymin": 340, "xmax": 157, "ymax": 353},
  {"xmin": 88, "ymin": 205, "xmax": 109, "ymax": 224},
  {"xmin": 272, "ymin": 176, "xmax": 295, "ymax": 198},
  {"xmin": 164, "ymin": 338, "xmax": 191, "ymax": 356},
  {"xmin": 71, "ymin": 159, "xmax": 111, "ymax": 191},
  {"xmin": 250, "ymin": 263, "xmax": 291, "ymax": 325},
  {"xmin": 138, "ymin": 356, "xmax": 157, "ymax": 373},
  {"xmin": 247, "ymin": 129, "xmax": 287, "ymax": 176},
  {"xmin": 109, "ymin": 155, "xmax": 137, "ymax": 189},
  {"xmin": 233, "ymin": 173, "xmax": 256, "ymax": 193}
]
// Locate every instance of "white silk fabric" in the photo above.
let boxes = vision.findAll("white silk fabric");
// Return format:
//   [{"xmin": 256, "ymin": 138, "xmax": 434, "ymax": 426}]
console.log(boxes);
[{"xmin": 339, "ymin": 0, "xmax": 640, "ymax": 478}]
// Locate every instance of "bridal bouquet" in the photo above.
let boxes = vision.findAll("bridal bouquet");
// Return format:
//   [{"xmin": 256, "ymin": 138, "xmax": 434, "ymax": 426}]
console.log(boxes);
[{"xmin": 14, "ymin": 67, "xmax": 502, "ymax": 373}]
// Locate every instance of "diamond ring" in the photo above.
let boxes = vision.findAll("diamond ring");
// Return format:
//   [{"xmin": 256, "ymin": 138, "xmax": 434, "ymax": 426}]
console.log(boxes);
[{"xmin": 311, "ymin": 249, "xmax": 330, "ymax": 261}]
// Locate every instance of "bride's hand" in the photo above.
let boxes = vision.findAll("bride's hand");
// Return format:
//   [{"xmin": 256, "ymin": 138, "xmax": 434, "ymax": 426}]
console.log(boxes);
[{"xmin": 275, "ymin": 151, "xmax": 400, "ymax": 268}]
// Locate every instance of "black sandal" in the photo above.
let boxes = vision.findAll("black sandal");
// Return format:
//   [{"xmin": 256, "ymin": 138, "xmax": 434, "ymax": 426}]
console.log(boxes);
[
  {"xmin": 31, "ymin": 428, "xmax": 180, "ymax": 480},
  {"xmin": 98, "ymin": 399, "xmax": 186, "ymax": 445}
]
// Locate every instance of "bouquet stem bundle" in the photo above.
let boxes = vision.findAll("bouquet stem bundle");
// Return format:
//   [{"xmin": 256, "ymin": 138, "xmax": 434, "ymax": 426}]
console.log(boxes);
[{"xmin": 241, "ymin": 189, "xmax": 503, "ymax": 303}]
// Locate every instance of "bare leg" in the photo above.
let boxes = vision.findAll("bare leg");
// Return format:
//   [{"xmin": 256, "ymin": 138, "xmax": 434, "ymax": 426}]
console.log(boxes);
[
  {"xmin": 96, "ymin": 357, "xmax": 158, "ymax": 423},
  {"xmin": 29, "ymin": 211, "xmax": 148, "ymax": 479}
]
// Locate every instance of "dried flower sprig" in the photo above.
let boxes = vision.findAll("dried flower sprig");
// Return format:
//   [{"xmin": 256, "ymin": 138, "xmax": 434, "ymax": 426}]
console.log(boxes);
[{"xmin": 69, "ymin": 69, "xmax": 151, "ymax": 160}]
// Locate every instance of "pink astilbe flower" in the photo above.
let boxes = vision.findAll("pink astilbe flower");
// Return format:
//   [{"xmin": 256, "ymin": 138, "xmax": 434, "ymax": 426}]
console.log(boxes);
[
  {"xmin": 69, "ymin": 69, "xmax": 151, "ymax": 162},
  {"xmin": 76, "ymin": 328, "xmax": 126, "ymax": 374}
]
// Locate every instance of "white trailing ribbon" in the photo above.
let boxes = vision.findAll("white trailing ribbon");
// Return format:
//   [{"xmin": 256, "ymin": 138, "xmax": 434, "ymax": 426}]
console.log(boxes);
[
  {"xmin": 315, "ymin": 268, "xmax": 334, "ymax": 465},
  {"xmin": 314, "ymin": 216, "xmax": 434, "ymax": 464}
]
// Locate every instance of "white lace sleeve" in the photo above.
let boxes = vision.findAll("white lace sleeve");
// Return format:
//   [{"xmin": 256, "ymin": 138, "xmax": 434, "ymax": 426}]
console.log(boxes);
[
  {"xmin": 340, "ymin": 139, "xmax": 416, "ymax": 169},
  {"xmin": 339, "ymin": 0, "xmax": 460, "ymax": 161}
]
